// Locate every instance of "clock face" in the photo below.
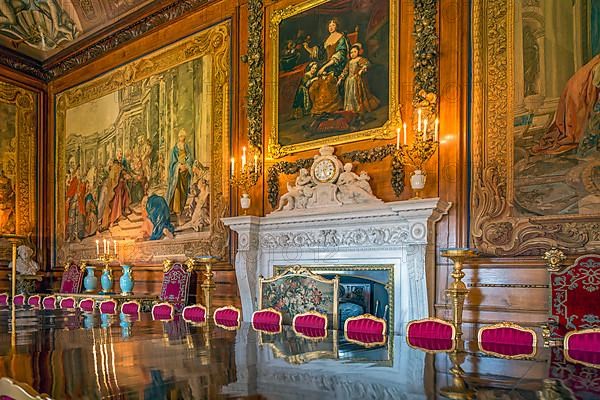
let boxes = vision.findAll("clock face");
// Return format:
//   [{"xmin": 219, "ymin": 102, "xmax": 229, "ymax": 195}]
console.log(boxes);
[{"xmin": 314, "ymin": 159, "xmax": 336, "ymax": 183}]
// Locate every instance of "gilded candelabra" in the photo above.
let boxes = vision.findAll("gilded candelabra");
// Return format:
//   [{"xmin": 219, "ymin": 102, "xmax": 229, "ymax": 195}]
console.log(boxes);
[
  {"xmin": 395, "ymin": 112, "xmax": 439, "ymax": 198},
  {"xmin": 230, "ymin": 146, "xmax": 262, "ymax": 214},
  {"xmin": 441, "ymin": 248, "xmax": 478, "ymax": 339}
]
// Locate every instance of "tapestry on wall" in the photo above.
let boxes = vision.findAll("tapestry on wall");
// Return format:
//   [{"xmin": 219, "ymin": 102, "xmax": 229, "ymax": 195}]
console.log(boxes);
[
  {"xmin": 472, "ymin": 0, "xmax": 600, "ymax": 255},
  {"xmin": 266, "ymin": 0, "xmax": 400, "ymax": 158},
  {"xmin": 55, "ymin": 21, "xmax": 231, "ymax": 263},
  {"xmin": 0, "ymin": 80, "xmax": 37, "ymax": 259}
]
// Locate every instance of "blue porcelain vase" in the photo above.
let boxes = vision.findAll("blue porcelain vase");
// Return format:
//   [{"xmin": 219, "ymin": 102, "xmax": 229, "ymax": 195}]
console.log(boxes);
[
  {"xmin": 119, "ymin": 265, "xmax": 134, "ymax": 295},
  {"xmin": 83, "ymin": 266, "xmax": 97, "ymax": 293},
  {"xmin": 100, "ymin": 268, "xmax": 113, "ymax": 294}
]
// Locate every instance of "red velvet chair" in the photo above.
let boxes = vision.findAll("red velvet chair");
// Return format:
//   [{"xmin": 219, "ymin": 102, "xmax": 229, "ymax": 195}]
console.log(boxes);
[
  {"xmin": 78, "ymin": 298, "xmax": 95, "ymax": 312},
  {"xmin": 59, "ymin": 261, "xmax": 85, "ymax": 294},
  {"xmin": 406, "ymin": 317, "xmax": 456, "ymax": 353},
  {"xmin": 59, "ymin": 297, "xmax": 76, "ymax": 309},
  {"xmin": 345, "ymin": 330, "xmax": 386, "ymax": 347},
  {"xmin": 0, "ymin": 293, "xmax": 8, "ymax": 306},
  {"xmin": 120, "ymin": 301, "xmax": 141, "ymax": 316},
  {"xmin": 99, "ymin": 299, "xmax": 117, "ymax": 314},
  {"xmin": 293, "ymin": 311, "xmax": 327, "ymax": 339},
  {"xmin": 152, "ymin": 302, "xmax": 175, "ymax": 321},
  {"xmin": 345, "ymin": 314, "xmax": 386, "ymax": 335},
  {"xmin": 564, "ymin": 328, "xmax": 600, "ymax": 368},
  {"xmin": 27, "ymin": 295, "xmax": 41, "ymax": 308},
  {"xmin": 159, "ymin": 261, "xmax": 193, "ymax": 312},
  {"xmin": 477, "ymin": 322, "xmax": 537, "ymax": 359},
  {"xmin": 213, "ymin": 306, "xmax": 241, "ymax": 330},
  {"xmin": 182, "ymin": 304, "xmax": 207, "ymax": 323},
  {"xmin": 42, "ymin": 296, "xmax": 57, "ymax": 310},
  {"xmin": 12, "ymin": 294, "xmax": 25, "ymax": 306},
  {"xmin": 546, "ymin": 253, "xmax": 600, "ymax": 341},
  {"xmin": 252, "ymin": 308, "xmax": 282, "ymax": 333}
]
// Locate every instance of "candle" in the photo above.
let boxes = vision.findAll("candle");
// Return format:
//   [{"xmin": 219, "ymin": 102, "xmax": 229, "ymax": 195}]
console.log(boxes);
[
  {"xmin": 230, "ymin": 157, "xmax": 235, "ymax": 178},
  {"xmin": 254, "ymin": 154, "xmax": 258, "ymax": 173},
  {"xmin": 103, "ymin": 239, "xmax": 107, "ymax": 254},
  {"xmin": 417, "ymin": 108, "xmax": 422, "ymax": 132},
  {"xmin": 396, "ymin": 127, "xmax": 400, "ymax": 150},
  {"xmin": 434, "ymin": 118, "xmax": 439, "ymax": 141},
  {"xmin": 423, "ymin": 119, "xmax": 428, "ymax": 140},
  {"xmin": 113, "ymin": 240, "xmax": 117, "ymax": 257},
  {"xmin": 96, "ymin": 240, "xmax": 100, "ymax": 256},
  {"xmin": 241, "ymin": 147, "xmax": 247, "ymax": 170},
  {"xmin": 403, "ymin": 122, "xmax": 407, "ymax": 144}
]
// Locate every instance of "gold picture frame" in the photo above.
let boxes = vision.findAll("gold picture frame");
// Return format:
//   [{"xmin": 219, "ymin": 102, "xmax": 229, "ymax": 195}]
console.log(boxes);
[
  {"xmin": 54, "ymin": 21, "xmax": 231, "ymax": 263},
  {"xmin": 266, "ymin": 0, "xmax": 400, "ymax": 158},
  {"xmin": 471, "ymin": 0, "xmax": 600, "ymax": 256},
  {"xmin": 0, "ymin": 80, "xmax": 37, "ymax": 257}
]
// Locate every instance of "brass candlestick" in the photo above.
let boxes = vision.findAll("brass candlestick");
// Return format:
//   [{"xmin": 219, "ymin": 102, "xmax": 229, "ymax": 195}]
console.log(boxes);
[
  {"xmin": 1, "ymin": 234, "xmax": 27, "ymax": 301},
  {"xmin": 189, "ymin": 256, "xmax": 220, "ymax": 317},
  {"xmin": 439, "ymin": 339, "xmax": 474, "ymax": 400},
  {"xmin": 441, "ymin": 248, "xmax": 478, "ymax": 339}
]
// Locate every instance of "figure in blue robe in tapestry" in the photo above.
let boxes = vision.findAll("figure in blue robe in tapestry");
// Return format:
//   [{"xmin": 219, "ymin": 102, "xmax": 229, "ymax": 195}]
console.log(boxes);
[
  {"xmin": 142, "ymin": 194, "xmax": 174, "ymax": 241},
  {"xmin": 165, "ymin": 128, "xmax": 194, "ymax": 226}
]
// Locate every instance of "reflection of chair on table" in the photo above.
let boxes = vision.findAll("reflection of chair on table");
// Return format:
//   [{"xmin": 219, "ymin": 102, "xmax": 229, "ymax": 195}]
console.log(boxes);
[{"xmin": 259, "ymin": 266, "xmax": 339, "ymax": 329}]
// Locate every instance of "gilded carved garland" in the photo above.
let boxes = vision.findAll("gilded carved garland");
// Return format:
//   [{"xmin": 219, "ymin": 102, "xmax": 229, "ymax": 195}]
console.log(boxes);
[
  {"xmin": 247, "ymin": 0, "xmax": 264, "ymax": 152},
  {"xmin": 412, "ymin": 0, "xmax": 439, "ymax": 119},
  {"xmin": 471, "ymin": 0, "xmax": 600, "ymax": 256}
]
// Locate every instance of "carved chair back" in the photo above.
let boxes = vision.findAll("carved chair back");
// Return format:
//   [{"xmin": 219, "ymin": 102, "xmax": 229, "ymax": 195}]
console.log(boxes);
[
  {"xmin": 258, "ymin": 266, "xmax": 339, "ymax": 329},
  {"xmin": 213, "ymin": 306, "xmax": 241, "ymax": 330},
  {"xmin": 12, "ymin": 294, "xmax": 25, "ymax": 306},
  {"xmin": 160, "ymin": 261, "xmax": 193, "ymax": 312},
  {"xmin": 477, "ymin": 322, "xmax": 536, "ymax": 359},
  {"xmin": 59, "ymin": 262, "xmax": 84, "ymax": 294},
  {"xmin": 547, "ymin": 254, "xmax": 600, "ymax": 339}
]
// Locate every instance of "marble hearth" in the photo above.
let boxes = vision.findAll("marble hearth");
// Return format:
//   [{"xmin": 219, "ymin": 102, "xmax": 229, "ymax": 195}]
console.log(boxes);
[{"xmin": 222, "ymin": 198, "xmax": 451, "ymax": 332}]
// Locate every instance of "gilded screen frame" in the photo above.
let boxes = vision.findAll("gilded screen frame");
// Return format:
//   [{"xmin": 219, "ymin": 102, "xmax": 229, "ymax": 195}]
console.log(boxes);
[
  {"xmin": 265, "ymin": 0, "xmax": 400, "ymax": 158},
  {"xmin": 54, "ymin": 21, "xmax": 231, "ymax": 263},
  {"xmin": 0, "ymin": 81, "xmax": 36, "ymax": 252},
  {"xmin": 470, "ymin": 0, "xmax": 600, "ymax": 256}
]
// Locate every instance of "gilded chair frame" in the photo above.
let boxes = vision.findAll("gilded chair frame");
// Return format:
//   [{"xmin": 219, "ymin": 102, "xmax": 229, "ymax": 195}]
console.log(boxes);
[
  {"xmin": 213, "ymin": 305, "xmax": 241, "ymax": 330},
  {"xmin": 42, "ymin": 295, "xmax": 57, "ymax": 310},
  {"xmin": 120, "ymin": 300, "xmax": 142, "ymax": 318},
  {"xmin": 98, "ymin": 299, "xmax": 118, "ymax": 314},
  {"xmin": 292, "ymin": 311, "xmax": 328, "ymax": 340},
  {"xmin": 563, "ymin": 328, "xmax": 600, "ymax": 368},
  {"xmin": 27, "ymin": 295, "xmax": 41, "ymax": 307},
  {"xmin": 477, "ymin": 322, "xmax": 537, "ymax": 359},
  {"xmin": 78, "ymin": 298, "xmax": 96, "ymax": 311},
  {"xmin": 182, "ymin": 304, "xmax": 208, "ymax": 324},
  {"xmin": 13, "ymin": 293, "xmax": 26, "ymax": 306},
  {"xmin": 252, "ymin": 308, "xmax": 283, "ymax": 334},
  {"xmin": 344, "ymin": 313, "xmax": 387, "ymax": 336},
  {"xmin": 405, "ymin": 317, "xmax": 457, "ymax": 353},
  {"xmin": 0, "ymin": 292, "xmax": 8, "ymax": 305},
  {"xmin": 152, "ymin": 302, "xmax": 175, "ymax": 321},
  {"xmin": 258, "ymin": 266, "xmax": 339, "ymax": 329},
  {"xmin": 59, "ymin": 296, "xmax": 77, "ymax": 309}
]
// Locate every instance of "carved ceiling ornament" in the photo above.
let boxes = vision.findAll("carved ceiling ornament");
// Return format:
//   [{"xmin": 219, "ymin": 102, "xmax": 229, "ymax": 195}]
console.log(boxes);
[{"xmin": 470, "ymin": 0, "xmax": 600, "ymax": 256}]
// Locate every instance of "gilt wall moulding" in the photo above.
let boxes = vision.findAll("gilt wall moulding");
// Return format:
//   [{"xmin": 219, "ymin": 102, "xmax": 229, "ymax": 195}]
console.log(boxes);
[{"xmin": 471, "ymin": 0, "xmax": 600, "ymax": 256}]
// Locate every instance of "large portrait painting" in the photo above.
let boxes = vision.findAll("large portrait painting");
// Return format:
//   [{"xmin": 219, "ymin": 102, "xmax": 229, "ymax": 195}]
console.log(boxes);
[
  {"xmin": 266, "ymin": 0, "xmax": 399, "ymax": 158},
  {"xmin": 55, "ymin": 21, "xmax": 230, "ymax": 263},
  {"xmin": 472, "ymin": 1, "xmax": 600, "ymax": 255},
  {"xmin": 0, "ymin": 80, "xmax": 36, "ymax": 258}
]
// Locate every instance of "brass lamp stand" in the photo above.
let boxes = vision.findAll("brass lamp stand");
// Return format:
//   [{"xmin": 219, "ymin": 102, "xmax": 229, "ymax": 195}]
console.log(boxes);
[
  {"xmin": 439, "ymin": 340, "xmax": 475, "ymax": 400},
  {"xmin": 189, "ymin": 256, "xmax": 220, "ymax": 317},
  {"xmin": 441, "ymin": 248, "xmax": 478, "ymax": 339}
]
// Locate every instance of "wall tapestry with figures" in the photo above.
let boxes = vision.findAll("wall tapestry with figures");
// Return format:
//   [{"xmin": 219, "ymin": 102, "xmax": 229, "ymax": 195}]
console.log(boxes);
[
  {"xmin": 266, "ymin": 0, "xmax": 400, "ymax": 158},
  {"xmin": 55, "ymin": 21, "xmax": 231, "ymax": 263},
  {"xmin": 472, "ymin": 0, "xmax": 600, "ymax": 255},
  {"xmin": 0, "ymin": 79, "xmax": 37, "ymax": 259}
]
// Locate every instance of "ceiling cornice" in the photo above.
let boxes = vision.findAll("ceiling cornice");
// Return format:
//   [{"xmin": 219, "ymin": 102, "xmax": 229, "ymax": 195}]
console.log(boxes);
[{"xmin": 0, "ymin": 0, "xmax": 212, "ymax": 83}]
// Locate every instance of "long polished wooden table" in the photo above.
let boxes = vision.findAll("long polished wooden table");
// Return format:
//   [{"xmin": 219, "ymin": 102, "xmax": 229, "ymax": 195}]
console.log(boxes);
[{"xmin": 0, "ymin": 306, "xmax": 595, "ymax": 399}]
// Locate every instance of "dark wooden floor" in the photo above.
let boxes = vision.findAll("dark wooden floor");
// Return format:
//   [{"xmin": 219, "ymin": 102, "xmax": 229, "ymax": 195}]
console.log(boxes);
[{"xmin": 0, "ymin": 307, "xmax": 595, "ymax": 399}]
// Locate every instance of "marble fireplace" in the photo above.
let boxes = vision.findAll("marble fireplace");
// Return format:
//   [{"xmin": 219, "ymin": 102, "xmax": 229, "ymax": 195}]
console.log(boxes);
[{"xmin": 222, "ymin": 198, "xmax": 450, "ymax": 332}]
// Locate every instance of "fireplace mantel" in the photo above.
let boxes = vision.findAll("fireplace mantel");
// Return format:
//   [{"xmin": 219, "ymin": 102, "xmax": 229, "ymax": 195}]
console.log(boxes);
[{"xmin": 222, "ymin": 198, "xmax": 451, "ymax": 331}]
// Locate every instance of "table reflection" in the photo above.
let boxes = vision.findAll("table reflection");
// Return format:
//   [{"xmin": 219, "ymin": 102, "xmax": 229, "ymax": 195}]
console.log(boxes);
[{"xmin": 0, "ymin": 306, "xmax": 598, "ymax": 399}]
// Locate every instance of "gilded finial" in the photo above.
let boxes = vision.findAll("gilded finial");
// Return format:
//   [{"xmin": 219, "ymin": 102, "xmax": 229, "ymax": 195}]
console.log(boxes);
[
  {"xmin": 163, "ymin": 259, "xmax": 173, "ymax": 273},
  {"xmin": 543, "ymin": 248, "xmax": 566, "ymax": 272},
  {"xmin": 185, "ymin": 258, "xmax": 196, "ymax": 273}
]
